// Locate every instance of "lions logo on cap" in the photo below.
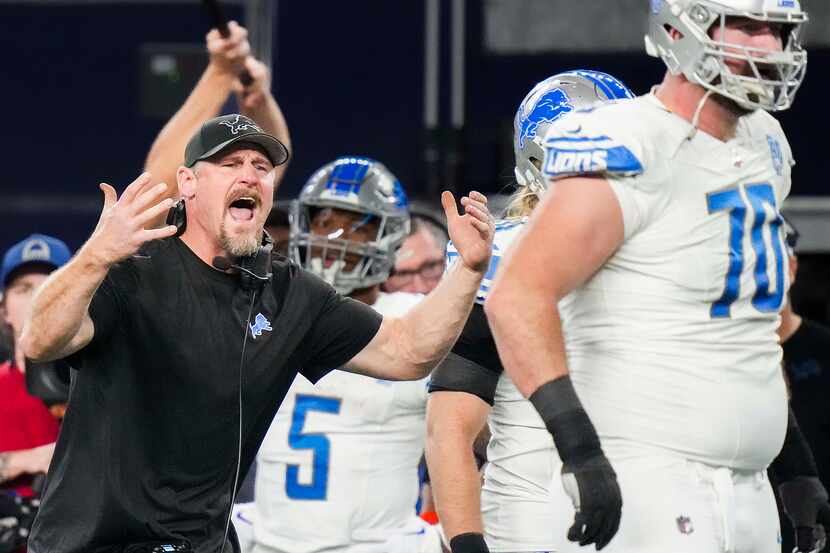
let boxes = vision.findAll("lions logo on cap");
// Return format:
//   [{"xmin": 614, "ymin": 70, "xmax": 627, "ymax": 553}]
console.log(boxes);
[
  {"xmin": 220, "ymin": 115, "xmax": 262, "ymax": 135},
  {"xmin": 21, "ymin": 238, "xmax": 52, "ymax": 263}
]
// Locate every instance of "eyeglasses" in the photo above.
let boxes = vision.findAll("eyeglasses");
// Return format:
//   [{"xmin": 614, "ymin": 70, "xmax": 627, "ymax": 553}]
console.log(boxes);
[{"xmin": 388, "ymin": 260, "xmax": 445, "ymax": 284}]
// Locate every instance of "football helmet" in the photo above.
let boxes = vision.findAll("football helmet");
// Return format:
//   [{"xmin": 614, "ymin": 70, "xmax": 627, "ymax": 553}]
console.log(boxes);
[
  {"xmin": 290, "ymin": 156, "xmax": 410, "ymax": 294},
  {"xmin": 513, "ymin": 70, "xmax": 634, "ymax": 196},
  {"xmin": 645, "ymin": 0, "xmax": 808, "ymax": 111}
]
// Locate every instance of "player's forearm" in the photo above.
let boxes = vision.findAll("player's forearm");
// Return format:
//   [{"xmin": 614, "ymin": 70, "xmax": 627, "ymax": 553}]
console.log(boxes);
[
  {"xmin": 21, "ymin": 245, "xmax": 109, "ymax": 361},
  {"xmin": 484, "ymin": 281, "xmax": 568, "ymax": 398},
  {"xmin": 397, "ymin": 261, "xmax": 483, "ymax": 378},
  {"xmin": 426, "ymin": 397, "xmax": 487, "ymax": 540},
  {"xmin": 144, "ymin": 63, "xmax": 236, "ymax": 195}
]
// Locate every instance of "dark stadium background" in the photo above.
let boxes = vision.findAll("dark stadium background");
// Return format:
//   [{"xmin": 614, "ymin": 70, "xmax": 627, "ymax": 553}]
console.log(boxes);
[{"xmin": 1, "ymin": 0, "xmax": 828, "ymax": 320}]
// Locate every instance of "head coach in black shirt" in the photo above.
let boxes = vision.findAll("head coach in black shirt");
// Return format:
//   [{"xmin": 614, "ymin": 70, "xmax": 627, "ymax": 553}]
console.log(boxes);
[{"xmin": 19, "ymin": 114, "xmax": 494, "ymax": 553}]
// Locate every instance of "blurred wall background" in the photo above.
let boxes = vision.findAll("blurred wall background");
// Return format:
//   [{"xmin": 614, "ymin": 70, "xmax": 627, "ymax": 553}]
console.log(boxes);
[{"xmin": 1, "ymin": 0, "xmax": 827, "ymax": 259}]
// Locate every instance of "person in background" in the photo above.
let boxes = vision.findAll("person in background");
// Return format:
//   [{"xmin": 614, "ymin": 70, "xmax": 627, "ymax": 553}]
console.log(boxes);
[
  {"xmin": 426, "ymin": 70, "xmax": 634, "ymax": 553},
  {"xmin": 243, "ymin": 157, "xmax": 443, "ymax": 553},
  {"xmin": 383, "ymin": 207, "xmax": 448, "ymax": 295},
  {"xmin": 777, "ymin": 218, "xmax": 830, "ymax": 553},
  {"xmin": 0, "ymin": 235, "xmax": 68, "ymax": 496}
]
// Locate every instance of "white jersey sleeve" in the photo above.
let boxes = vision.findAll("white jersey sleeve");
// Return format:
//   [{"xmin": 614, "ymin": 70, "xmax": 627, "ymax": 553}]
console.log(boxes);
[
  {"xmin": 543, "ymin": 94, "xmax": 792, "ymax": 471},
  {"xmin": 254, "ymin": 292, "xmax": 436, "ymax": 553}
]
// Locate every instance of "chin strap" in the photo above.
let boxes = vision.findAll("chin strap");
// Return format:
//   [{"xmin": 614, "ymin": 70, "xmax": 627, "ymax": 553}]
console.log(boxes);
[{"xmin": 688, "ymin": 89, "xmax": 715, "ymax": 140}]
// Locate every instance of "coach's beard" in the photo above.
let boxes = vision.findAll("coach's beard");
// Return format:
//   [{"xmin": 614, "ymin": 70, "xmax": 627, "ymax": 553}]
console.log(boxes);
[{"xmin": 220, "ymin": 223, "xmax": 262, "ymax": 257}]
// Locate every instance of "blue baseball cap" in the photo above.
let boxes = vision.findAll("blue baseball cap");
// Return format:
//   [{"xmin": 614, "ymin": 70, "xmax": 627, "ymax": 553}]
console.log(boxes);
[{"xmin": 1, "ymin": 234, "xmax": 71, "ymax": 289}]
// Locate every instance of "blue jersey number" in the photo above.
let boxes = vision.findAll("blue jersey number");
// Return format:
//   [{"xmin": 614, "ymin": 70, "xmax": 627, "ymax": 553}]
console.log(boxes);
[
  {"xmin": 285, "ymin": 394, "xmax": 342, "ymax": 500},
  {"xmin": 706, "ymin": 183, "xmax": 785, "ymax": 318}
]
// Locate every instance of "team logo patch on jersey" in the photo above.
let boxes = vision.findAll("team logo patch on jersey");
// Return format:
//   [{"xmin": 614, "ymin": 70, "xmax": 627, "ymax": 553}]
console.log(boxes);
[
  {"xmin": 219, "ymin": 114, "xmax": 262, "ymax": 135},
  {"xmin": 767, "ymin": 135, "xmax": 784, "ymax": 176},
  {"xmin": 518, "ymin": 88, "xmax": 573, "ymax": 149},
  {"xmin": 543, "ymin": 136, "xmax": 643, "ymax": 178},
  {"xmin": 250, "ymin": 313, "xmax": 273, "ymax": 339},
  {"xmin": 676, "ymin": 515, "xmax": 694, "ymax": 535},
  {"xmin": 778, "ymin": 0, "xmax": 796, "ymax": 7}
]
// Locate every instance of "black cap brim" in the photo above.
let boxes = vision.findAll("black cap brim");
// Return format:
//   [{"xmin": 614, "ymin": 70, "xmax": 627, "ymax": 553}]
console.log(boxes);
[{"xmin": 187, "ymin": 132, "xmax": 289, "ymax": 168}]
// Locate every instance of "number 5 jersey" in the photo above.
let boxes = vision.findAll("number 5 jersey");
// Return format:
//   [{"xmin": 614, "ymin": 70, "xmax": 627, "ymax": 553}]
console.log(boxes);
[{"xmin": 253, "ymin": 291, "xmax": 438, "ymax": 553}]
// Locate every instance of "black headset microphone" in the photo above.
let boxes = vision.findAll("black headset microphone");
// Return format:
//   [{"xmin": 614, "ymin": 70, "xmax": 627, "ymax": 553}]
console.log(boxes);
[{"xmin": 211, "ymin": 256, "xmax": 271, "ymax": 286}]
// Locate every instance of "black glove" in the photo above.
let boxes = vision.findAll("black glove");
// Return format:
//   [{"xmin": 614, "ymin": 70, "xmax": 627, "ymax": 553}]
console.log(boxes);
[
  {"xmin": 530, "ymin": 376, "xmax": 622, "ymax": 550},
  {"xmin": 450, "ymin": 532, "xmax": 489, "ymax": 553},
  {"xmin": 771, "ymin": 407, "xmax": 830, "ymax": 553}
]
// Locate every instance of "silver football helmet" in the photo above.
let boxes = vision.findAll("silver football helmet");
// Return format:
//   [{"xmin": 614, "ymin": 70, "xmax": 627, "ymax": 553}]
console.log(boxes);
[
  {"xmin": 290, "ymin": 156, "xmax": 410, "ymax": 294},
  {"xmin": 645, "ymin": 0, "xmax": 808, "ymax": 111},
  {"xmin": 513, "ymin": 70, "xmax": 634, "ymax": 196}
]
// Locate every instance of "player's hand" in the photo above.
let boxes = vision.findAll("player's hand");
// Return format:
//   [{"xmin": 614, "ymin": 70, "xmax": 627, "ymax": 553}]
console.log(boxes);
[
  {"xmin": 87, "ymin": 173, "xmax": 178, "ymax": 267},
  {"xmin": 780, "ymin": 477, "xmax": 830, "ymax": 553},
  {"xmin": 206, "ymin": 20, "xmax": 251, "ymax": 77},
  {"xmin": 441, "ymin": 191, "xmax": 494, "ymax": 274},
  {"xmin": 561, "ymin": 453, "xmax": 622, "ymax": 550},
  {"xmin": 234, "ymin": 56, "xmax": 271, "ymax": 110}
]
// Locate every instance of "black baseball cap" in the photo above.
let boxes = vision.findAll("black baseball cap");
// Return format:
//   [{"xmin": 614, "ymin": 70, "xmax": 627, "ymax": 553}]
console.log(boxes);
[{"xmin": 184, "ymin": 114, "xmax": 289, "ymax": 168}]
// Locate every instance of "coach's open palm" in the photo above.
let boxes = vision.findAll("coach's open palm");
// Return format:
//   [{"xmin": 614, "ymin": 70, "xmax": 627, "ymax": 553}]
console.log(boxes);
[
  {"xmin": 89, "ymin": 172, "xmax": 178, "ymax": 267},
  {"xmin": 441, "ymin": 190, "xmax": 494, "ymax": 273}
]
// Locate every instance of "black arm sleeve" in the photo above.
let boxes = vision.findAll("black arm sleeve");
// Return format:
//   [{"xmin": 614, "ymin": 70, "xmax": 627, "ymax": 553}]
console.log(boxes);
[
  {"xmin": 771, "ymin": 405, "xmax": 820, "ymax": 483},
  {"xmin": 427, "ymin": 304, "xmax": 502, "ymax": 405}
]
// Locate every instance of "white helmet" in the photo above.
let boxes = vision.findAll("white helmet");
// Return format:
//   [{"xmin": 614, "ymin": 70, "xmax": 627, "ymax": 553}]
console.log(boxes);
[
  {"xmin": 644, "ymin": 0, "xmax": 808, "ymax": 111},
  {"xmin": 513, "ymin": 69, "xmax": 634, "ymax": 196}
]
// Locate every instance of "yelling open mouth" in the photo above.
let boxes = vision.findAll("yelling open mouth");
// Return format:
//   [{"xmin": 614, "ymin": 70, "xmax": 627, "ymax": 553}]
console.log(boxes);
[{"xmin": 228, "ymin": 196, "xmax": 258, "ymax": 222}]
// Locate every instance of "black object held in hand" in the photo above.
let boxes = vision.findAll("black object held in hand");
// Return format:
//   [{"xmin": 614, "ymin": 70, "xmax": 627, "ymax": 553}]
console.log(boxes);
[{"xmin": 201, "ymin": 0, "xmax": 254, "ymax": 86}]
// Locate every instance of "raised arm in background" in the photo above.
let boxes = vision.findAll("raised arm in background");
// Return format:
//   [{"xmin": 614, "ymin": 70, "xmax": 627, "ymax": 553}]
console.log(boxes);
[{"xmin": 144, "ymin": 21, "xmax": 291, "ymax": 225}]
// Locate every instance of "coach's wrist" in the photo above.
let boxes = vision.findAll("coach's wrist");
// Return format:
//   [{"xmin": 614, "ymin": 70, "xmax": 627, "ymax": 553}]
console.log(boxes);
[{"xmin": 449, "ymin": 532, "xmax": 489, "ymax": 553}]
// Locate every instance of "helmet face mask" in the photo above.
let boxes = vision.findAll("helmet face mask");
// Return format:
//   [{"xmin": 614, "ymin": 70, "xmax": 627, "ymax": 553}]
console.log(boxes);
[
  {"xmin": 513, "ymin": 70, "xmax": 635, "ymax": 196},
  {"xmin": 645, "ymin": 0, "xmax": 808, "ymax": 111},
  {"xmin": 290, "ymin": 157, "xmax": 410, "ymax": 295}
]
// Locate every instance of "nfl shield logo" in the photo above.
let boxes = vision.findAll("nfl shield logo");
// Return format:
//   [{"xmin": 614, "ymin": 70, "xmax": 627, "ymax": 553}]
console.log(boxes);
[{"xmin": 676, "ymin": 515, "xmax": 694, "ymax": 535}]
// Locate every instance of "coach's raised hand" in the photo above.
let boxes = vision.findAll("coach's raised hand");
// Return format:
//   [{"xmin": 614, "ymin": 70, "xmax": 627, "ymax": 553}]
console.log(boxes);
[
  {"xmin": 88, "ymin": 173, "xmax": 178, "ymax": 266},
  {"xmin": 441, "ymin": 190, "xmax": 494, "ymax": 274},
  {"xmin": 20, "ymin": 173, "xmax": 176, "ymax": 363}
]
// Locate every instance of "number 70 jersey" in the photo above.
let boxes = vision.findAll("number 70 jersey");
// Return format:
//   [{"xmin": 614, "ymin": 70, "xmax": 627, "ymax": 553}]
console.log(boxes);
[{"xmin": 542, "ymin": 94, "xmax": 793, "ymax": 471}]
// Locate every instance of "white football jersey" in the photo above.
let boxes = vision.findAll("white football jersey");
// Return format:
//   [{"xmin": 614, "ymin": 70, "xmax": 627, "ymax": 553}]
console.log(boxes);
[
  {"xmin": 543, "ymin": 93, "xmax": 792, "ymax": 471},
  {"xmin": 253, "ymin": 292, "xmax": 432, "ymax": 553},
  {"xmin": 448, "ymin": 223, "xmax": 569, "ymax": 552}
]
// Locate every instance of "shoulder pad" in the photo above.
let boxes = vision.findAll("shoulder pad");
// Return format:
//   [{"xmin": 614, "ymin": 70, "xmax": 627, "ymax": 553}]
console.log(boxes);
[{"xmin": 542, "ymin": 101, "xmax": 648, "ymax": 180}]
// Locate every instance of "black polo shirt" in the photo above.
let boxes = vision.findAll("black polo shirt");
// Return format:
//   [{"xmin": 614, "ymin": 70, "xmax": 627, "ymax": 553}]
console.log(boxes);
[{"xmin": 29, "ymin": 238, "xmax": 382, "ymax": 553}]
